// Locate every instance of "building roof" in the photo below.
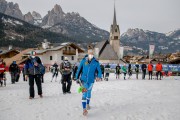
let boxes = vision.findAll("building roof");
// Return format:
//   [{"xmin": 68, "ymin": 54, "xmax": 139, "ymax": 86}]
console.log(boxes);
[
  {"xmin": 4, "ymin": 48, "xmax": 34, "ymax": 66},
  {"xmin": 0, "ymin": 49, "xmax": 19, "ymax": 56},
  {"xmin": 169, "ymin": 57, "xmax": 180, "ymax": 64},
  {"xmin": 24, "ymin": 42, "xmax": 84, "ymax": 55},
  {"xmin": 49, "ymin": 43, "xmax": 84, "ymax": 53},
  {"xmin": 99, "ymin": 44, "xmax": 119, "ymax": 60},
  {"xmin": 25, "ymin": 50, "xmax": 47, "ymax": 55}
]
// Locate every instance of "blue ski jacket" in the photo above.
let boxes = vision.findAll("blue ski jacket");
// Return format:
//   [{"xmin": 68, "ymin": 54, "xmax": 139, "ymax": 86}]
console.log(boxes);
[{"xmin": 75, "ymin": 55, "xmax": 102, "ymax": 83}]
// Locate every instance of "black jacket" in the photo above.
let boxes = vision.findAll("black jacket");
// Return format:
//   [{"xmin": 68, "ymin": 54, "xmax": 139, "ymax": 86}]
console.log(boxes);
[
  {"xmin": 115, "ymin": 66, "xmax": 121, "ymax": 73},
  {"xmin": 141, "ymin": 64, "xmax": 147, "ymax": 71},
  {"xmin": 9, "ymin": 64, "xmax": 20, "ymax": 73}
]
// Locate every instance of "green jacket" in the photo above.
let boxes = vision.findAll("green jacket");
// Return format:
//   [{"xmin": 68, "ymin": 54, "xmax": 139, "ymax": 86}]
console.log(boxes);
[{"xmin": 122, "ymin": 66, "xmax": 127, "ymax": 73}]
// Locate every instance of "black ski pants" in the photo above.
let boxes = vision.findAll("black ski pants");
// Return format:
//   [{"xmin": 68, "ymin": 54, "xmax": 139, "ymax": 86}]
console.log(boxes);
[{"xmin": 29, "ymin": 75, "xmax": 42, "ymax": 98}]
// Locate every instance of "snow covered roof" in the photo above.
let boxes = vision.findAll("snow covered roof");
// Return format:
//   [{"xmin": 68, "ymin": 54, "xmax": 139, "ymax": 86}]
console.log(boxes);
[
  {"xmin": 24, "ymin": 42, "xmax": 84, "ymax": 55},
  {"xmin": 25, "ymin": 50, "xmax": 47, "ymax": 55}
]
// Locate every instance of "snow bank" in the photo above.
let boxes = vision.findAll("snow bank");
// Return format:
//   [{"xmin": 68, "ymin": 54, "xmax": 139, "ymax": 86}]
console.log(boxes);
[{"xmin": 0, "ymin": 73, "xmax": 180, "ymax": 120}]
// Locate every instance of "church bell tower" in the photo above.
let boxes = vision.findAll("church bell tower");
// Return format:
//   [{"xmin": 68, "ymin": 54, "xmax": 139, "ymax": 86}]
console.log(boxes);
[{"xmin": 109, "ymin": 4, "xmax": 120, "ymax": 58}]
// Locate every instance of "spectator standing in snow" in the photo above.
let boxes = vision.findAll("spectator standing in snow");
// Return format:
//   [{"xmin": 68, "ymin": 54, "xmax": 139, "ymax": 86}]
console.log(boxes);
[
  {"xmin": 104, "ymin": 63, "xmax": 111, "ymax": 81},
  {"xmin": 50, "ymin": 62, "xmax": 59, "ymax": 82},
  {"xmin": 128, "ymin": 64, "xmax": 132, "ymax": 79},
  {"xmin": 100, "ymin": 64, "xmax": 105, "ymax": 79},
  {"xmin": 156, "ymin": 62, "xmax": 163, "ymax": 80},
  {"xmin": 141, "ymin": 62, "xmax": 147, "ymax": 80},
  {"xmin": 122, "ymin": 64, "xmax": 127, "ymax": 80},
  {"xmin": 60, "ymin": 57, "xmax": 72, "ymax": 94},
  {"xmin": 24, "ymin": 51, "xmax": 44, "ymax": 99},
  {"xmin": 135, "ymin": 62, "xmax": 140, "ymax": 79},
  {"xmin": 115, "ymin": 64, "xmax": 121, "ymax": 79},
  {"xmin": 9, "ymin": 61, "xmax": 20, "ymax": 84},
  {"xmin": 148, "ymin": 61, "xmax": 153, "ymax": 80},
  {"xmin": 72, "ymin": 63, "xmax": 78, "ymax": 80},
  {"xmin": 0, "ymin": 58, "xmax": 6, "ymax": 86}
]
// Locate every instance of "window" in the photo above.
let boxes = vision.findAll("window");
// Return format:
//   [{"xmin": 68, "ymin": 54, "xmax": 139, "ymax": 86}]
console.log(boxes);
[
  {"xmin": 69, "ymin": 47, "xmax": 71, "ymax": 50},
  {"xmin": 114, "ymin": 36, "xmax": 118, "ymax": 39},
  {"xmin": 65, "ymin": 47, "xmax": 67, "ymax": 50},
  {"xmin": 50, "ymin": 56, "xmax": 53, "ymax": 60},
  {"xmin": 61, "ymin": 56, "xmax": 64, "ymax": 60},
  {"xmin": 115, "ymin": 29, "xmax": 117, "ymax": 32},
  {"xmin": 72, "ymin": 56, "xmax": 74, "ymax": 60}
]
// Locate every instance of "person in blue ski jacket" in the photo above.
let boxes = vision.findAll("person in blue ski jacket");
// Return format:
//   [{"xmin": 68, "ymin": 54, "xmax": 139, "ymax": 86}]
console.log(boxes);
[{"xmin": 75, "ymin": 46, "xmax": 102, "ymax": 116}]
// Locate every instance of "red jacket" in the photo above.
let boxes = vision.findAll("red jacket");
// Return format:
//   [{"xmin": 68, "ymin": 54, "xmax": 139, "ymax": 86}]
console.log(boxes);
[
  {"xmin": 156, "ymin": 63, "xmax": 162, "ymax": 71},
  {"xmin": 0, "ymin": 64, "xmax": 5, "ymax": 73},
  {"xmin": 148, "ymin": 64, "xmax": 153, "ymax": 71}
]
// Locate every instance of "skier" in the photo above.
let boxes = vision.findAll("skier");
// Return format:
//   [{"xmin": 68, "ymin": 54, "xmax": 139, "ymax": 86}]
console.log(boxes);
[
  {"xmin": 115, "ymin": 64, "xmax": 121, "ymax": 79},
  {"xmin": 135, "ymin": 62, "xmax": 139, "ymax": 79},
  {"xmin": 148, "ymin": 61, "xmax": 153, "ymax": 80},
  {"xmin": 9, "ymin": 61, "xmax": 20, "ymax": 84},
  {"xmin": 50, "ymin": 62, "xmax": 59, "ymax": 82},
  {"xmin": 122, "ymin": 64, "xmax": 127, "ymax": 80},
  {"xmin": 24, "ymin": 51, "xmax": 44, "ymax": 99},
  {"xmin": 104, "ymin": 63, "xmax": 111, "ymax": 81},
  {"xmin": 100, "ymin": 64, "xmax": 105, "ymax": 79},
  {"xmin": 75, "ymin": 47, "xmax": 102, "ymax": 116},
  {"xmin": 60, "ymin": 57, "xmax": 72, "ymax": 94},
  {"xmin": 156, "ymin": 62, "xmax": 163, "ymax": 80},
  {"xmin": 128, "ymin": 64, "xmax": 132, "ymax": 79},
  {"xmin": 141, "ymin": 62, "xmax": 147, "ymax": 80},
  {"xmin": 0, "ymin": 59, "xmax": 6, "ymax": 86}
]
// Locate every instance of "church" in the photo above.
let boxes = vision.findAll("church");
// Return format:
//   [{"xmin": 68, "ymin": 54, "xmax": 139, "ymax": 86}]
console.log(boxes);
[{"xmin": 94, "ymin": 6, "xmax": 125, "ymax": 64}]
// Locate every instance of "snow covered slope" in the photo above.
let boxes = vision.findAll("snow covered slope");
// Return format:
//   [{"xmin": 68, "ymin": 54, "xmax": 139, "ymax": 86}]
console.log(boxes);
[{"xmin": 0, "ymin": 73, "xmax": 180, "ymax": 120}]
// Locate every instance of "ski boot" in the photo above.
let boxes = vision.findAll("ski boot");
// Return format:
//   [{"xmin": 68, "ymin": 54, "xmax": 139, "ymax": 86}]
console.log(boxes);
[{"xmin": 83, "ymin": 109, "xmax": 88, "ymax": 116}]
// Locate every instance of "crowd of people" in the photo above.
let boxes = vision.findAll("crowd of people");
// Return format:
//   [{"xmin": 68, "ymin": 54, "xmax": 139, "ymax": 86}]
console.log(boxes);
[
  {"xmin": 0, "ymin": 48, "xmax": 165, "ymax": 116},
  {"xmin": 99, "ymin": 62, "xmax": 163, "ymax": 80}
]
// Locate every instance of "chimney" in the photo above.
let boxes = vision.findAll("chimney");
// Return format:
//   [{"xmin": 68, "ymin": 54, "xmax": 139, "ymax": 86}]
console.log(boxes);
[{"xmin": 42, "ymin": 39, "xmax": 50, "ymax": 49}]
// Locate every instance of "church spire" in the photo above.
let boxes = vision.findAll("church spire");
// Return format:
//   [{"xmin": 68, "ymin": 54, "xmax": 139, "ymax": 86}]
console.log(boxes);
[{"xmin": 113, "ymin": 3, "xmax": 117, "ymax": 26}]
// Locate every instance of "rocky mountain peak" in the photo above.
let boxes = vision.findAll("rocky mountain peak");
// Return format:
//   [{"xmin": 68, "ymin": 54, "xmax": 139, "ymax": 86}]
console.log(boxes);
[
  {"xmin": 53, "ymin": 4, "xmax": 64, "ymax": 14},
  {"xmin": 122, "ymin": 28, "xmax": 146, "ymax": 38},
  {"xmin": 0, "ymin": 0, "xmax": 23, "ymax": 20},
  {"xmin": 13, "ymin": 3, "xmax": 19, "ymax": 9},
  {"xmin": 24, "ymin": 12, "xmax": 34, "ymax": 24},
  {"xmin": 32, "ymin": 11, "xmax": 42, "ymax": 19},
  {"xmin": 41, "ymin": 4, "xmax": 65, "ymax": 27}
]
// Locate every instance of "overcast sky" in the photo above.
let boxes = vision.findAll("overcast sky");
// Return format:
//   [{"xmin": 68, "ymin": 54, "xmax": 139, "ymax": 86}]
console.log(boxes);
[{"xmin": 6, "ymin": 0, "xmax": 180, "ymax": 34}]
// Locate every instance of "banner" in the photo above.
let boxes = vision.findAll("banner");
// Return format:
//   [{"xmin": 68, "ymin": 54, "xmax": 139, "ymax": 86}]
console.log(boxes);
[
  {"xmin": 149, "ymin": 45, "xmax": 155, "ymax": 58},
  {"xmin": 119, "ymin": 47, "xmax": 124, "ymax": 59}
]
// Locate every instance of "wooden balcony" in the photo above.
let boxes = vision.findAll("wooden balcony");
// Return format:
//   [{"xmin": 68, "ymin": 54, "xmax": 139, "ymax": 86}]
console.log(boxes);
[{"xmin": 63, "ymin": 50, "xmax": 76, "ymax": 55}]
